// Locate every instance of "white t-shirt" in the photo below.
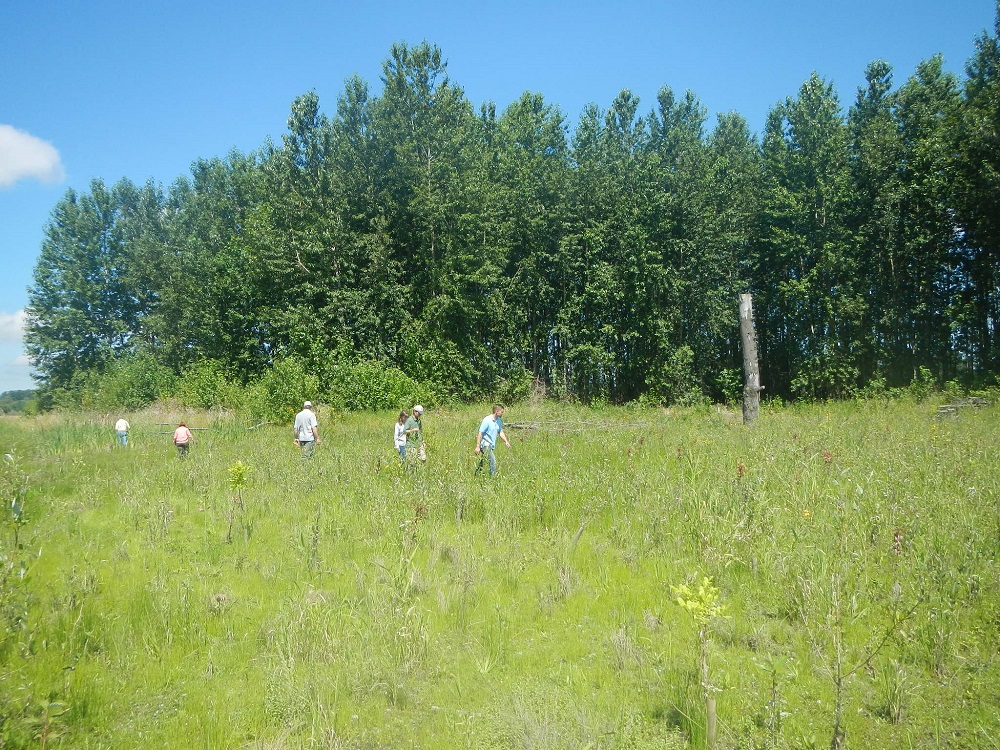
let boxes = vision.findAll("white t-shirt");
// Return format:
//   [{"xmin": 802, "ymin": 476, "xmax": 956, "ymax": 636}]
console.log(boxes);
[
  {"xmin": 115, "ymin": 419, "xmax": 129, "ymax": 432},
  {"xmin": 294, "ymin": 409, "xmax": 318, "ymax": 442},
  {"xmin": 394, "ymin": 422, "xmax": 406, "ymax": 448}
]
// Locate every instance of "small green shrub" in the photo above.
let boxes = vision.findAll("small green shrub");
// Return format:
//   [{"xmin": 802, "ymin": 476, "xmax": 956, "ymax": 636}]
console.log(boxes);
[
  {"xmin": 714, "ymin": 367, "xmax": 742, "ymax": 406},
  {"xmin": 175, "ymin": 360, "xmax": 245, "ymax": 410},
  {"xmin": 326, "ymin": 360, "xmax": 436, "ymax": 412},
  {"xmin": 496, "ymin": 367, "xmax": 534, "ymax": 406},
  {"xmin": 908, "ymin": 365, "xmax": 937, "ymax": 401},
  {"xmin": 790, "ymin": 353, "xmax": 859, "ymax": 400},
  {"xmin": 643, "ymin": 346, "xmax": 706, "ymax": 407},
  {"xmin": 90, "ymin": 353, "xmax": 176, "ymax": 411},
  {"xmin": 246, "ymin": 357, "xmax": 320, "ymax": 424}
]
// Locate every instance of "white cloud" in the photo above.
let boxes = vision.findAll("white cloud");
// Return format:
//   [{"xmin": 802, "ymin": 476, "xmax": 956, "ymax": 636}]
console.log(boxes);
[
  {"xmin": 0, "ymin": 310, "xmax": 26, "ymax": 344},
  {"xmin": 0, "ymin": 347, "xmax": 34, "ymax": 393},
  {"xmin": 0, "ymin": 124, "xmax": 65, "ymax": 188}
]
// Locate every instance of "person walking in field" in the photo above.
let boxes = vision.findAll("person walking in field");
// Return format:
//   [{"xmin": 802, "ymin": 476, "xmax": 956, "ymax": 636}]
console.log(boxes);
[
  {"xmin": 173, "ymin": 422, "xmax": 193, "ymax": 458},
  {"xmin": 293, "ymin": 401, "xmax": 320, "ymax": 458},
  {"xmin": 394, "ymin": 410, "xmax": 409, "ymax": 461},
  {"xmin": 475, "ymin": 404, "xmax": 511, "ymax": 476},
  {"xmin": 404, "ymin": 405, "xmax": 426, "ymax": 462},
  {"xmin": 115, "ymin": 417, "xmax": 130, "ymax": 447}
]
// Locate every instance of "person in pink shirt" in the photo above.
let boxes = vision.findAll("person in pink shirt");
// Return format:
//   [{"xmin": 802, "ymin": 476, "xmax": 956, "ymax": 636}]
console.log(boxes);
[{"xmin": 173, "ymin": 422, "xmax": 194, "ymax": 458}]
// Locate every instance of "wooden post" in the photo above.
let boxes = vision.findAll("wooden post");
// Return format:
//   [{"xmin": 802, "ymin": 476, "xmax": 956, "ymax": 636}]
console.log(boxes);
[{"xmin": 740, "ymin": 293, "xmax": 762, "ymax": 425}]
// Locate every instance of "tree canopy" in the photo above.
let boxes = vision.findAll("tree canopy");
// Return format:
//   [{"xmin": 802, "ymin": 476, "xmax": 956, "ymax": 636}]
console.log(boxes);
[{"xmin": 25, "ymin": 27, "xmax": 1000, "ymax": 409}]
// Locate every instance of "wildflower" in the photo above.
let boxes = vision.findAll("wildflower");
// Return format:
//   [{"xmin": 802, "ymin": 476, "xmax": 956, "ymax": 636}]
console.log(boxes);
[
  {"xmin": 822, "ymin": 451, "xmax": 833, "ymax": 464},
  {"xmin": 737, "ymin": 462, "xmax": 746, "ymax": 479},
  {"xmin": 802, "ymin": 509, "xmax": 812, "ymax": 518}
]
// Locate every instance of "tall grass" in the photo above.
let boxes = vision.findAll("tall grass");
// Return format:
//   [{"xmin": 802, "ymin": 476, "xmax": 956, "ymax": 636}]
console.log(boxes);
[{"xmin": 0, "ymin": 398, "xmax": 997, "ymax": 748}]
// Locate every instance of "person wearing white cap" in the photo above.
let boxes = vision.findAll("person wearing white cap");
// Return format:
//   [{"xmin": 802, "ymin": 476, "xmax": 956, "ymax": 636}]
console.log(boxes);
[
  {"xmin": 293, "ymin": 400, "xmax": 320, "ymax": 458},
  {"xmin": 403, "ymin": 405, "xmax": 426, "ymax": 462}
]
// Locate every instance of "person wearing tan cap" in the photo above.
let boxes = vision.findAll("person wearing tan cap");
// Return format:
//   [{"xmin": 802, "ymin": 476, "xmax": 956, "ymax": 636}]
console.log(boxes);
[{"xmin": 403, "ymin": 405, "xmax": 426, "ymax": 462}]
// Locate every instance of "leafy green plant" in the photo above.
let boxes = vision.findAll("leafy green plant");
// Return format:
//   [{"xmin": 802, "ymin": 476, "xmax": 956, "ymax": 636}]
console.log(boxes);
[
  {"xmin": 175, "ymin": 360, "xmax": 245, "ymax": 410},
  {"xmin": 226, "ymin": 461, "xmax": 251, "ymax": 544},
  {"xmin": 673, "ymin": 576, "xmax": 728, "ymax": 750},
  {"xmin": 644, "ymin": 345, "xmax": 706, "ymax": 407},
  {"xmin": 91, "ymin": 352, "xmax": 177, "ymax": 411},
  {"xmin": 326, "ymin": 359, "xmax": 435, "ymax": 412},
  {"xmin": 908, "ymin": 365, "xmax": 937, "ymax": 401},
  {"xmin": 755, "ymin": 652, "xmax": 796, "ymax": 749},
  {"xmin": 1, "ymin": 452, "xmax": 28, "ymax": 549},
  {"xmin": 246, "ymin": 357, "xmax": 320, "ymax": 424}
]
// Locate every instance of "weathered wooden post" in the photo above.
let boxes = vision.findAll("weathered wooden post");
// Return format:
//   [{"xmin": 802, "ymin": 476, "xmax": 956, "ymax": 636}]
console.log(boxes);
[{"xmin": 740, "ymin": 293, "xmax": 762, "ymax": 425}]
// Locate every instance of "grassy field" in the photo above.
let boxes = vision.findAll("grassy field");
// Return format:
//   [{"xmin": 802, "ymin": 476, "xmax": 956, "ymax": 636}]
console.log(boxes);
[{"xmin": 0, "ymin": 399, "xmax": 997, "ymax": 749}]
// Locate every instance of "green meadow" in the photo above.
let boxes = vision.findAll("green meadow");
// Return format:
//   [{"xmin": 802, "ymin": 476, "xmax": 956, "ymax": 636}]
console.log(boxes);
[{"xmin": 0, "ymin": 399, "xmax": 997, "ymax": 749}]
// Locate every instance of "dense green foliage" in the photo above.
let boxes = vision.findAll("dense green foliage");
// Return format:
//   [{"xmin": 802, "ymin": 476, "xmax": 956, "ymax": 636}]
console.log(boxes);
[
  {"xmin": 0, "ymin": 391, "xmax": 36, "ymax": 415},
  {"xmin": 0, "ymin": 399, "xmax": 997, "ymax": 748},
  {"xmin": 24, "ymin": 15, "xmax": 1000, "ymax": 407}
]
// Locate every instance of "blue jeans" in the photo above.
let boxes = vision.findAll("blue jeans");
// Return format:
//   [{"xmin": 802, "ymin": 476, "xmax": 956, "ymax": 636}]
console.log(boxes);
[
  {"xmin": 117, "ymin": 431, "xmax": 128, "ymax": 446},
  {"xmin": 476, "ymin": 442, "xmax": 496, "ymax": 475}
]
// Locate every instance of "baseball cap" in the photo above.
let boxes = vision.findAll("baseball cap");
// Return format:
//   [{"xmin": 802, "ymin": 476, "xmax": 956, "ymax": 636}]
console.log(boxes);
[
  {"xmin": 413, "ymin": 405, "xmax": 424, "ymax": 414},
  {"xmin": 304, "ymin": 401, "xmax": 312, "ymax": 407}
]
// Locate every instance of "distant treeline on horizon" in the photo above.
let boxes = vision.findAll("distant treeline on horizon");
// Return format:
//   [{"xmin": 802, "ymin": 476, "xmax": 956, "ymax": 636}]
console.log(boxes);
[
  {"xmin": 0, "ymin": 390, "xmax": 36, "ymax": 415},
  {"xmin": 23, "ymin": 20, "xmax": 1000, "ymax": 409}
]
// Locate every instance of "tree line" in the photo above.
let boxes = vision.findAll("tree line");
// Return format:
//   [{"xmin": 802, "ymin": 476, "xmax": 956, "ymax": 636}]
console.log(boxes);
[{"xmin": 25, "ymin": 19, "xmax": 1000, "ymax": 411}]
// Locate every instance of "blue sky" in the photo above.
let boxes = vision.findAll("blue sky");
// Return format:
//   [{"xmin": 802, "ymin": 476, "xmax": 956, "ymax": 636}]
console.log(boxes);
[{"xmin": 0, "ymin": 0, "xmax": 995, "ymax": 393}]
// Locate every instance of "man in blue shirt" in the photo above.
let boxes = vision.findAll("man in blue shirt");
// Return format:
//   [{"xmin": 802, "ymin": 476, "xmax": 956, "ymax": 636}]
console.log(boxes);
[{"xmin": 475, "ymin": 404, "xmax": 511, "ymax": 476}]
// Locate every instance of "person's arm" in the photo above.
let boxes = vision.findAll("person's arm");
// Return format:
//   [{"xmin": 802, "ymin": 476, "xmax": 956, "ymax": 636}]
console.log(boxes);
[
  {"xmin": 499, "ymin": 427, "xmax": 510, "ymax": 448},
  {"xmin": 312, "ymin": 424, "xmax": 320, "ymax": 443},
  {"xmin": 475, "ymin": 430, "xmax": 484, "ymax": 454}
]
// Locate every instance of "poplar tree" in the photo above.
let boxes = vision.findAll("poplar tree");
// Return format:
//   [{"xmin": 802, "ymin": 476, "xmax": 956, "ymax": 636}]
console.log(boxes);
[
  {"xmin": 848, "ymin": 60, "xmax": 904, "ymax": 384},
  {"xmin": 893, "ymin": 56, "xmax": 964, "ymax": 381},
  {"xmin": 956, "ymin": 10, "xmax": 1000, "ymax": 375},
  {"xmin": 372, "ymin": 42, "xmax": 483, "ymax": 394},
  {"xmin": 756, "ymin": 74, "xmax": 861, "ymax": 399},
  {"xmin": 25, "ymin": 179, "xmax": 142, "ymax": 395}
]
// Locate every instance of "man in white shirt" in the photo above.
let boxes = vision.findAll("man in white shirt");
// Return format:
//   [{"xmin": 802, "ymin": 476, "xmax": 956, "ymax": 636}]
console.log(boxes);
[
  {"xmin": 293, "ymin": 401, "xmax": 320, "ymax": 458},
  {"xmin": 115, "ymin": 417, "xmax": 130, "ymax": 447}
]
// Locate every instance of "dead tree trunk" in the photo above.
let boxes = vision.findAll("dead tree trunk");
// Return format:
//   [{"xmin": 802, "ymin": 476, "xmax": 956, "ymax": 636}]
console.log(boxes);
[{"xmin": 740, "ymin": 293, "xmax": 762, "ymax": 425}]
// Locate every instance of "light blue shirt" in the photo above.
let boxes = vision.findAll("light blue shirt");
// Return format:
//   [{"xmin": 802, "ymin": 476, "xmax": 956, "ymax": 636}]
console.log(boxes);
[{"xmin": 478, "ymin": 415, "xmax": 503, "ymax": 448}]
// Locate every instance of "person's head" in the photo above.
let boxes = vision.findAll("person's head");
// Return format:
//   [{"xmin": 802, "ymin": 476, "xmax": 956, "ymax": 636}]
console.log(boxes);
[
  {"xmin": 303, "ymin": 400, "xmax": 312, "ymax": 410},
  {"xmin": 178, "ymin": 422, "xmax": 186, "ymax": 427},
  {"xmin": 492, "ymin": 404, "xmax": 505, "ymax": 417},
  {"xmin": 398, "ymin": 410, "xmax": 409, "ymax": 424},
  {"xmin": 412, "ymin": 405, "xmax": 424, "ymax": 418}
]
